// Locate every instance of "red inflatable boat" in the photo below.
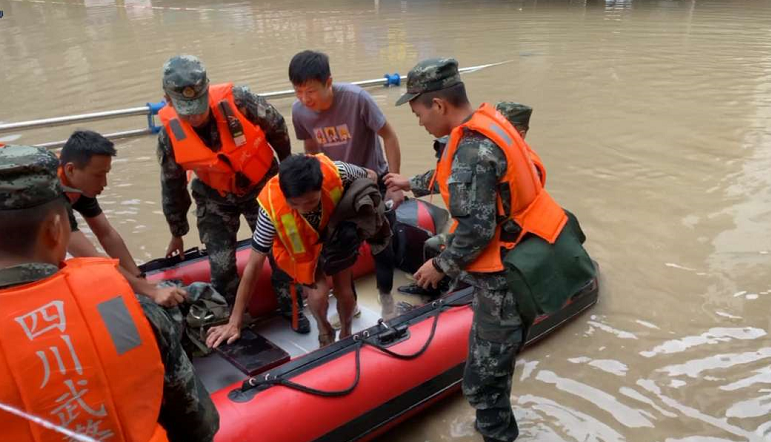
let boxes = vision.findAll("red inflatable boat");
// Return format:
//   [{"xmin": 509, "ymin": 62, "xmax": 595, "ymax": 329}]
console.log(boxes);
[
  {"xmin": 141, "ymin": 198, "xmax": 448, "ymax": 318},
  {"xmin": 137, "ymin": 200, "xmax": 599, "ymax": 442}
]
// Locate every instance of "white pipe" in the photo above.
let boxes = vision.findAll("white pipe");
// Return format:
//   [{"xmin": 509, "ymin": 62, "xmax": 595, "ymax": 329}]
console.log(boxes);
[{"xmin": 2, "ymin": 61, "xmax": 512, "ymax": 138}]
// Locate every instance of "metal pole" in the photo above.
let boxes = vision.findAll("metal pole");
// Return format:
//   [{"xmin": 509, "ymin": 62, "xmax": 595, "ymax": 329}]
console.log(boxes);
[
  {"xmin": 35, "ymin": 128, "xmax": 152, "ymax": 150},
  {"xmin": 1, "ymin": 61, "xmax": 512, "ymax": 136},
  {"xmin": 0, "ymin": 106, "xmax": 149, "ymax": 134},
  {"xmin": 259, "ymin": 61, "xmax": 512, "ymax": 99}
]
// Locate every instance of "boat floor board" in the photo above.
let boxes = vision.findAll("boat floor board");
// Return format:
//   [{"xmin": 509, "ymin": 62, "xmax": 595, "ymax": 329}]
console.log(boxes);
[
  {"xmin": 193, "ymin": 299, "xmax": 382, "ymax": 393},
  {"xmin": 255, "ymin": 298, "xmax": 382, "ymax": 359}
]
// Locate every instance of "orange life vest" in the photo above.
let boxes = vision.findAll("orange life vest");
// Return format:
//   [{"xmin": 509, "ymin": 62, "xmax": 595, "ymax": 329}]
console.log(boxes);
[
  {"xmin": 0, "ymin": 258, "xmax": 168, "ymax": 442},
  {"xmin": 57, "ymin": 167, "xmax": 82, "ymax": 204},
  {"xmin": 158, "ymin": 83, "xmax": 276, "ymax": 196},
  {"xmin": 257, "ymin": 154, "xmax": 343, "ymax": 284},
  {"xmin": 434, "ymin": 103, "xmax": 567, "ymax": 273}
]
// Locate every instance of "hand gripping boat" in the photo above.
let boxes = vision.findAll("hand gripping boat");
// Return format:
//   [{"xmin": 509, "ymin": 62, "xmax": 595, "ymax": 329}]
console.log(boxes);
[{"xmin": 138, "ymin": 199, "xmax": 600, "ymax": 442}]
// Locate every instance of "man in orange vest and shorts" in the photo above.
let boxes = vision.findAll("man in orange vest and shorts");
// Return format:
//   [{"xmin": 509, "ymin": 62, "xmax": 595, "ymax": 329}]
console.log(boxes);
[
  {"xmin": 0, "ymin": 145, "xmax": 219, "ymax": 441},
  {"xmin": 385, "ymin": 58, "xmax": 568, "ymax": 442},
  {"xmin": 205, "ymin": 154, "xmax": 380, "ymax": 349}
]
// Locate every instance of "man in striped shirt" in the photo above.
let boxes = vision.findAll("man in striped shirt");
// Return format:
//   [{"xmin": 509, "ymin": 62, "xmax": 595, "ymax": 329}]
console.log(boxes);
[{"xmin": 206, "ymin": 155, "xmax": 376, "ymax": 348}]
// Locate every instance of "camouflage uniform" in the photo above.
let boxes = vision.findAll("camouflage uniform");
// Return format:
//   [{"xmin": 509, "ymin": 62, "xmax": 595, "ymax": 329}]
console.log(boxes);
[
  {"xmin": 398, "ymin": 59, "xmax": 523, "ymax": 442},
  {"xmin": 158, "ymin": 56, "xmax": 298, "ymax": 315},
  {"xmin": 0, "ymin": 145, "xmax": 219, "ymax": 442}
]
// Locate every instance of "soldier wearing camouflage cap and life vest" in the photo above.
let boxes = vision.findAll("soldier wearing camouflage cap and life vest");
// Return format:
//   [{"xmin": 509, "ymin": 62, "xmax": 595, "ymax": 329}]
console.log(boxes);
[
  {"xmin": 0, "ymin": 145, "xmax": 219, "ymax": 441},
  {"xmin": 385, "ymin": 58, "xmax": 568, "ymax": 442},
  {"xmin": 156, "ymin": 55, "xmax": 311, "ymax": 334}
]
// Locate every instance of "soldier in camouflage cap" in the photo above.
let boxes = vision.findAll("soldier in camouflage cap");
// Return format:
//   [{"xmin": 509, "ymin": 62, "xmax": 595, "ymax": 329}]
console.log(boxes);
[
  {"xmin": 495, "ymin": 102, "xmax": 532, "ymax": 139},
  {"xmin": 395, "ymin": 57, "xmax": 461, "ymax": 106},
  {"xmin": 162, "ymin": 55, "xmax": 210, "ymax": 117},
  {"xmin": 0, "ymin": 145, "xmax": 79, "ymax": 210},
  {"xmin": 157, "ymin": 55, "xmax": 310, "ymax": 333},
  {"xmin": 0, "ymin": 145, "xmax": 220, "ymax": 441},
  {"xmin": 384, "ymin": 58, "xmax": 568, "ymax": 442}
]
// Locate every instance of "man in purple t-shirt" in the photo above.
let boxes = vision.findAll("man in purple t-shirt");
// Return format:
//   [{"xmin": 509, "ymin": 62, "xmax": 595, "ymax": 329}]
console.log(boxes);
[{"xmin": 289, "ymin": 50, "xmax": 403, "ymax": 317}]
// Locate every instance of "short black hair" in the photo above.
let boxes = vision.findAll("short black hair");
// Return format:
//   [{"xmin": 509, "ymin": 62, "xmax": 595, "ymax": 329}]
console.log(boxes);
[
  {"xmin": 0, "ymin": 197, "xmax": 66, "ymax": 257},
  {"xmin": 289, "ymin": 50, "xmax": 331, "ymax": 86},
  {"xmin": 279, "ymin": 155, "xmax": 324, "ymax": 198},
  {"xmin": 415, "ymin": 82, "xmax": 469, "ymax": 108},
  {"xmin": 60, "ymin": 130, "xmax": 117, "ymax": 168}
]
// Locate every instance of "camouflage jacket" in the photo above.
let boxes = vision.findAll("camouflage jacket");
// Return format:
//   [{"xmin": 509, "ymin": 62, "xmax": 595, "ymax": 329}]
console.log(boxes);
[
  {"xmin": 410, "ymin": 132, "xmax": 508, "ymax": 288},
  {"xmin": 0, "ymin": 263, "xmax": 220, "ymax": 441},
  {"xmin": 157, "ymin": 85, "xmax": 292, "ymax": 237}
]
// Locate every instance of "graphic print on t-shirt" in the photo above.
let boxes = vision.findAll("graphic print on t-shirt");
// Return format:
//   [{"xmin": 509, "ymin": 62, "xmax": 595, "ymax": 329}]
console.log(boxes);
[{"xmin": 314, "ymin": 124, "xmax": 351, "ymax": 147}]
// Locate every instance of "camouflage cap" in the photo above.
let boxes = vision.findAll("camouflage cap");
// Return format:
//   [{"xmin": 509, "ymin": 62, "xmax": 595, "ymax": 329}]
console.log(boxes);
[
  {"xmin": 0, "ymin": 145, "xmax": 80, "ymax": 210},
  {"xmin": 162, "ymin": 55, "xmax": 210, "ymax": 116},
  {"xmin": 496, "ymin": 101, "xmax": 533, "ymax": 131},
  {"xmin": 395, "ymin": 58, "xmax": 462, "ymax": 106}
]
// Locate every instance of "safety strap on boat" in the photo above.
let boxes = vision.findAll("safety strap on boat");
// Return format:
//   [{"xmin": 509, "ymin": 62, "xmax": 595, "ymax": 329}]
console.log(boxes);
[{"xmin": 239, "ymin": 298, "xmax": 471, "ymax": 397}]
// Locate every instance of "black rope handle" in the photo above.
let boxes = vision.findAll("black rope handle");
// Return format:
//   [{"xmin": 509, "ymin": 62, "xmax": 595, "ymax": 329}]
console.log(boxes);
[
  {"xmin": 240, "ymin": 298, "xmax": 472, "ymax": 397},
  {"xmin": 243, "ymin": 341, "xmax": 363, "ymax": 397}
]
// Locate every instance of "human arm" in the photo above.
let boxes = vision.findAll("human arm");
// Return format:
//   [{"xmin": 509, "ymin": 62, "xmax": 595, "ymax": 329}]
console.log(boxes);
[
  {"xmin": 378, "ymin": 121, "xmax": 405, "ymax": 207},
  {"xmin": 234, "ymin": 85, "xmax": 292, "ymax": 161},
  {"xmin": 205, "ymin": 249, "xmax": 267, "ymax": 348},
  {"xmin": 378, "ymin": 121, "xmax": 401, "ymax": 174},
  {"xmin": 68, "ymin": 230, "xmax": 186, "ymax": 306},
  {"xmin": 335, "ymin": 161, "xmax": 376, "ymax": 185},
  {"xmin": 303, "ymin": 138, "xmax": 321, "ymax": 154},
  {"xmin": 383, "ymin": 170, "xmax": 440, "ymax": 198},
  {"xmin": 138, "ymin": 296, "xmax": 220, "ymax": 441},
  {"xmin": 157, "ymin": 129, "xmax": 192, "ymax": 256},
  {"xmin": 85, "ymin": 212, "xmax": 142, "ymax": 276}
]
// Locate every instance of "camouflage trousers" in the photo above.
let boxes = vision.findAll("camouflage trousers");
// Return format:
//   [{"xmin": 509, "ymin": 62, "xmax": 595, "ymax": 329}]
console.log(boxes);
[
  {"xmin": 137, "ymin": 295, "xmax": 220, "ymax": 442},
  {"xmin": 193, "ymin": 193, "xmax": 298, "ymax": 314},
  {"xmin": 462, "ymin": 273, "xmax": 523, "ymax": 442}
]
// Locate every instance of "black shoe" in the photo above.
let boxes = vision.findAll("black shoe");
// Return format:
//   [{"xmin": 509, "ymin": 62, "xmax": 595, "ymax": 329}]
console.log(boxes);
[
  {"xmin": 397, "ymin": 283, "xmax": 438, "ymax": 296},
  {"xmin": 282, "ymin": 311, "xmax": 311, "ymax": 334}
]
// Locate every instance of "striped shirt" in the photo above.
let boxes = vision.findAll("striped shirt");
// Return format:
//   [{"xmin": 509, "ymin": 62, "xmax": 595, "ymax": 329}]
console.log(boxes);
[{"xmin": 251, "ymin": 161, "xmax": 369, "ymax": 253}]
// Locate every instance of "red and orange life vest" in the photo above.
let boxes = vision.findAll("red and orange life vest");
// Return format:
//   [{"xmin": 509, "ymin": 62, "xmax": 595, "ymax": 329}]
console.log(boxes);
[
  {"xmin": 434, "ymin": 103, "xmax": 567, "ymax": 273},
  {"xmin": 0, "ymin": 258, "xmax": 168, "ymax": 442},
  {"xmin": 159, "ymin": 83, "xmax": 275, "ymax": 196},
  {"xmin": 257, "ymin": 154, "xmax": 343, "ymax": 284}
]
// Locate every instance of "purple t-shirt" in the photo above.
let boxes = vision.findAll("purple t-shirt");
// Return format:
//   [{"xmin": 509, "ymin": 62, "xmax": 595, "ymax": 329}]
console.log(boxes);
[{"xmin": 292, "ymin": 83, "xmax": 388, "ymax": 176}]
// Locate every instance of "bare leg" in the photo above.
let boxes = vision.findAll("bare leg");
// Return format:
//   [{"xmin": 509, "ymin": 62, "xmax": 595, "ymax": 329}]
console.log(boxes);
[
  {"xmin": 332, "ymin": 268, "xmax": 356, "ymax": 339},
  {"xmin": 306, "ymin": 278, "xmax": 335, "ymax": 346}
]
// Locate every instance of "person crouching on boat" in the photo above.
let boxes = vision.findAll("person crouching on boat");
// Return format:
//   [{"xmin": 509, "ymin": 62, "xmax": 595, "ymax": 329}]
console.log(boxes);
[
  {"xmin": 385, "ymin": 58, "xmax": 568, "ymax": 442},
  {"xmin": 206, "ymin": 154, "xmax": 388, "ymax": 348}
]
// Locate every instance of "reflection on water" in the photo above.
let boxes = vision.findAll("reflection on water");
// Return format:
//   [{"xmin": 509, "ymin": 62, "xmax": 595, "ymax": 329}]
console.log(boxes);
[{"xmin": 3, "ymin": 0, "xmax": 771, "ymax": 440}]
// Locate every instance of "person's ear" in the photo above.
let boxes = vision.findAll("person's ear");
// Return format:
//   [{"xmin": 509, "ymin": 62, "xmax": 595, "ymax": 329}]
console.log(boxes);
[
  {"xmin": 63, "ymin": 162, "xmax": 75, "ymax": 178},
  {"xmin": 42, "ymin": 211, "xmax": 63, "ymax": 248},
  {"xmin": 433, "ymin": 98, "xmax": 446, "ymax": 115}
]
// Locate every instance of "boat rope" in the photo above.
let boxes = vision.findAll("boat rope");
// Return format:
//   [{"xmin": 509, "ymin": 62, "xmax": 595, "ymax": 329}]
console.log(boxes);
[{"xmin": 240, "ymin": 297, "xmax": 471, "ymax": 397}]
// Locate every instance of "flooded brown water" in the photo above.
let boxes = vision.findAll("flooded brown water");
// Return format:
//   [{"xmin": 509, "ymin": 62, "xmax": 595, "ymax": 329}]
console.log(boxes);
[{"xmin": 2, "ymin": 0, "xmax": 771, "ymax": 440}]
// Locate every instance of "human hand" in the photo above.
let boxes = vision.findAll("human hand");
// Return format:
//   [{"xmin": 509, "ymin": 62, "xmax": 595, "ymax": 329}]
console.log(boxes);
[
  {"xmin": 414, "ymin": 259, "xmax": 445, "ymax": 289},
  {"xmin": 383, "ymin": 173, "xmax": 411, "ymax": 193},
  {"xmin": 364, "ymin": 168, "xmax": 378, "ymax": 182},
  {"xmin": 205, "ymin": 320, "xmax": 242, "ymax": 349},
  {"xmin": 385, "ymin": 189, "xmax": 405, "ymax": 210},
  {"xmin": 166, "ymin": 236, "xmax": 184, "ymax": 258},
  {"xmin": 149, "ymin": 286, "xmax": 187, "ymax": 307}
]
